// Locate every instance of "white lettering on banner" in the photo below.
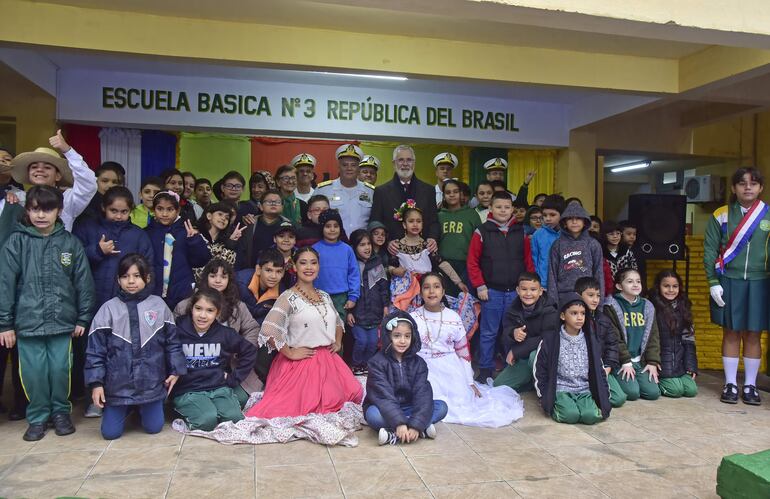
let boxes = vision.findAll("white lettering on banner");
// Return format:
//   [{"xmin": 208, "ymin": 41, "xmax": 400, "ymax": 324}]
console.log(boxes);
[{"xmin": 57, "ymin": 70, "xmax": 569, "ymax": 146}]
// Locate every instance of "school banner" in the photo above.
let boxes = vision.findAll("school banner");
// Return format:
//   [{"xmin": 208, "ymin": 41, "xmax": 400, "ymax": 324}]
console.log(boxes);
[{"xmin": 57, "ymin": 69, "xmax": 568, "ymax": 147}]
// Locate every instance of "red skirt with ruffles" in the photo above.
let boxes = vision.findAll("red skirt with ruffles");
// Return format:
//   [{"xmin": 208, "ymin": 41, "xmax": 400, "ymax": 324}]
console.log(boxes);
[{"xmin": 245, "ymin": 347, "xmax": 363, "ymax": 419}]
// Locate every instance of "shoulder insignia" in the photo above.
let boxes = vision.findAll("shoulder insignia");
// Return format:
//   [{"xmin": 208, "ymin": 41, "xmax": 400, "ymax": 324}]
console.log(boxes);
[
  {"xmin": 363, "ymin": 182, "xmax": 375, "ymax": 189},
  {"xmin": 316, "ymin": 179, "xmax": 334, "ymax": 188}
]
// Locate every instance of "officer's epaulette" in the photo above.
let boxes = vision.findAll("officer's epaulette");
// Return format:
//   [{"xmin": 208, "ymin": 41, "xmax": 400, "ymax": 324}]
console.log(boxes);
[
  {"xmin": 363, "ymin": 181, "xmax": 375, "ymax": 189},
  {"xmin": 316, "ymin": 179, "xmax": 334, "ymax": 188}
]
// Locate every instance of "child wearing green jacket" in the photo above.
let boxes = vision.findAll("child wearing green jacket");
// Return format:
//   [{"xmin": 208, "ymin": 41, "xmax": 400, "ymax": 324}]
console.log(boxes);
[
  {"xmin": 0, "ymin": 186, "xmax": 95, "ymax": 441},
  {"xmin": 438, "ymin": 179, "xmax": 479, "ymax": 296}
]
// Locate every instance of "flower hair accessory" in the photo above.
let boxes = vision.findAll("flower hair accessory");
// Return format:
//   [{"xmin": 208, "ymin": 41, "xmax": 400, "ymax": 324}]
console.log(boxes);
[
  {"xmin": 393, "ymin": 198, "xmax": 420, "ymax": 222},
  {"xmin": 154, "ymin": 190, "xmax": 180, "ymax": 202},
  {"xmin": 385, "ymin": 317, "xmax": 412, "ymax": 331}
]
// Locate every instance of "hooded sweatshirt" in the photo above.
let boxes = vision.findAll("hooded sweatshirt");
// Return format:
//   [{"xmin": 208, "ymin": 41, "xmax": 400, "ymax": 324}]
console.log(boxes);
[
  {"xmin": 546, "ymin": 202, "xmax": 605, "ymax": 306},
  {"xmin": 364, "ymin": 313, "xmax": 434, "ymax": 431}
]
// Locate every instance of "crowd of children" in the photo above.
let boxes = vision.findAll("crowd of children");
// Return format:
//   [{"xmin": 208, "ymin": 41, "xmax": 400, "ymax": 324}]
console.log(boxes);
[{"xmin": 1, "ymin": 132, "xmax": 763, "ymax": 449}]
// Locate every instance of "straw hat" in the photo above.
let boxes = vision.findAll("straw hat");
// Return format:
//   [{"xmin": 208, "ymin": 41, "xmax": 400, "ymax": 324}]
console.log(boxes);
[{"xmin": 11, "ymin": 147, "xmax": 73, "ymax": 187}]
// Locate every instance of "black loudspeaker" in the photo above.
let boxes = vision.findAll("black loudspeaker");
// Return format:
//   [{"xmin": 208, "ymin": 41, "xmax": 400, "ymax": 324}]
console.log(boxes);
[{"xmin": 628, "ymin": 194, "xmax": 687, "ymax": 260}]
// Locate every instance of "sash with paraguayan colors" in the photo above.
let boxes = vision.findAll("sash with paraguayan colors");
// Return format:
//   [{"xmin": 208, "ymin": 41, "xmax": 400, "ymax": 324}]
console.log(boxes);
[{"xmin": 715, "ymin": 199, "xmax": 769, "ymax": 275}]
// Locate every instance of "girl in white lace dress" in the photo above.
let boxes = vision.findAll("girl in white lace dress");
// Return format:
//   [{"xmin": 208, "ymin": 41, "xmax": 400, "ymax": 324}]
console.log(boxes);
[{"xmin": 411, "ymin": 273, "xmax": 524, "ymax": 427}]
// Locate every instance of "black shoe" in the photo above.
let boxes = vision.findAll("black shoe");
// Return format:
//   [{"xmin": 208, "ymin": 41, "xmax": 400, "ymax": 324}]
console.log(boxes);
[
  {"xmin": 474, "ymin": 368, "xmax": 493, "ymax": 384},
  {"xmin": 23, "ymin": 423, "xmax": 47, "ymax": 441},
  {"xmin": 8, "ymin": 406, "xmax": 26, "ymax": 421},
  {"xmin": 721, "ymin": 383, "xmax": 739, "ymax": 404},
  {"xmin": 742, "ymin": 385, "xmax": 761, "ymax": 406},
  {"xmin": 51, "ymin": 413, "xmax": 76, "ymax": 436}
]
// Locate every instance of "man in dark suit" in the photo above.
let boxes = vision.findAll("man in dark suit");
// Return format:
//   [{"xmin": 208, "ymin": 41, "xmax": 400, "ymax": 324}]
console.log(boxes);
[{"xmin": 370, "ymin": 145, "xmax": 439, "ymax": 254}]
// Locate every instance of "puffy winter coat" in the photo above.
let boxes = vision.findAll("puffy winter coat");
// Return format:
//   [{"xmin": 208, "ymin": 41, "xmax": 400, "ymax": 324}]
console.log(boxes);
[
  {"xmin": 533, "ymin": 326, "xmax": 611, "ymax": 420},
  {"xmin": 74, "ymin": 217, "xmax": 155, "ymax": 308},
  {"xmin": 352, "ymin": 256, "xmax": 390, "ymax": 328},
  {"xmin": 364, "ymin": 312, "xmax": 435, "ymax": 432},
  {"xmin": 85, "ymin": 288, "xmax": 186, "ymax": 405},
  {"xmin": 604, "ymin": 295, "xmax": 661, "ymax": 367},
  {"xmin": 500, "ymin": 294, "xmax": 559, "ymax": 360},
  {"xmin": 586, "ymin": 309, "xmax": 621, "ymax": 370},
  {"xmin": 653, "ymin": 299, "xmax": 698, "ymax": 378},
  {"xmin": 145, "ymin": 217, "xmax": 211, "ymax": 309},
  {"xmin": 0, "ymin": 222, "xmax": 95, "ymax": 336}
]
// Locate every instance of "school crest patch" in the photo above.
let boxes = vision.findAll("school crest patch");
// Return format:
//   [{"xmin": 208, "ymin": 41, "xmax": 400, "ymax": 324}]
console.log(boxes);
[
  {"xmin": 760, "ymin": 220, "xmax": 770, "ymax": 231},
  {"xmin": 60, "ymin": 252, "xmax": 72, "ymax": 266},
  {"xmin": 144, "ymin": 310, "xmax": 159, "ymax": 327},
  {"xmin": 359, "ymin": 193, "xmax": 372, "ymax": 203}
]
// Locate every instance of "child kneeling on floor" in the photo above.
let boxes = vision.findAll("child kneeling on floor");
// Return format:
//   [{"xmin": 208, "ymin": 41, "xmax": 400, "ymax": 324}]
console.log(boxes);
[
  {"xmin": 173, "ymin": 288, "xmax": 258, "ymax": 431},
  {"xmin": 533, "ymin": 294, "xmax": 611, "ymax": 425},
  {"xmin": 364, "ymin": 311, "xmax": 448, "ymax": 445},
  {"xmin": 86, "ymin": 254, "xmax": 187, "ymax": 439}
]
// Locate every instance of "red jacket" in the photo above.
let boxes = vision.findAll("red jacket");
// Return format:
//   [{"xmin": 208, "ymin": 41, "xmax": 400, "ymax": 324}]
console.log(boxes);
[{"xmin": 467, "ymin": 215, "xmax": 535, "ymax": 291}]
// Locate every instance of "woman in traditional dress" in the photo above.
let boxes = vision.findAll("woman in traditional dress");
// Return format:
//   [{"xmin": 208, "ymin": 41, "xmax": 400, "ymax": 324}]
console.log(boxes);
[{"xmin": 411, "ymin": 273, "xmax": 524, "ymax": 427}]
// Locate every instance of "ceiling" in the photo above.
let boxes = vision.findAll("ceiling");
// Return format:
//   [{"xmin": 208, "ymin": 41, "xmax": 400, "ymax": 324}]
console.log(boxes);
[
  {"xmin": 40, "ymin": 49, "xmax": 612, "ymax": 105},
  {"xmin": 38, "ymin": 0, "xmax": 708, "ymax": 59}
]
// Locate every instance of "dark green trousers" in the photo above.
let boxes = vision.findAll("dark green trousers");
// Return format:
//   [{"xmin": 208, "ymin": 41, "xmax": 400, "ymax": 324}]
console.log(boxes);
[
  {"xmin": 18, "ymin": 334, "xmax": 72, "ymax": 425},
  {"xmin": 493, "ymin": 350, "xmax": 536, "ymax": 392},
  {"xmin": 173, "ymin": 386, "xmax": 244, "ymax": 431},
  {"xmin": 552, "ymin": 391, "xmax": 602, "ymax": 425}
]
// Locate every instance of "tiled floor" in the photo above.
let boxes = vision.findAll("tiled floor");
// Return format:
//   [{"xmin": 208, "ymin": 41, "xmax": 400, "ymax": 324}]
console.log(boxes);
[{"xmin": 0, "ymin": 371, "xmax": 765, "ymax": 498}]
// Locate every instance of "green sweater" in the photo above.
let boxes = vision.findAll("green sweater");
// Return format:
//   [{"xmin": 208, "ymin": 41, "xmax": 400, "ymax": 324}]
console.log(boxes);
[
  {"xmin": 439, "ymin": 206, "xmax": 480, "ymax": 261},
  {"xmin": 704, "ymin": 201, "xmax": 770, "ymax": 284},
  {"xmin": 613, "ymin": 294, "xmax": 645, "ymax": 358}
]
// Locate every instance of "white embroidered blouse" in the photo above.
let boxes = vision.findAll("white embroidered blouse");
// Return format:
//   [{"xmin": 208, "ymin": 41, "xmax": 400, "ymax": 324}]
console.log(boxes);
[{"xmin": 258, "ymin": 289, "xmax": 343, "ymax": 351}]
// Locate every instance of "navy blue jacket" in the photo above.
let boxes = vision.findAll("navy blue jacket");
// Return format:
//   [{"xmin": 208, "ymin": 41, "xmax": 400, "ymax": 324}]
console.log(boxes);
[
  {"xmin": 352, "ymin": 256, "xmax": 390, "ymax": 328},
  {"xmin": 85, "ymin": 288, "xmax": 187, "ymax": 406},
  {"xmin": 74, "ymin": 217, "xmax": 155, "ymax": 308},
  {"xmin": 364, "ymin": 312, "xmax": 434, "ymax": 431},
  {"xmin": 145, "ymin": 217, "xmax": 211, "ymax": 309},
  {"xmin": 501, "ymin": 294, "xmax": 560, "ymax": 361},
  {"xmin": 173, "ymin": 315, "xmax": 258, "ymax": 397}
]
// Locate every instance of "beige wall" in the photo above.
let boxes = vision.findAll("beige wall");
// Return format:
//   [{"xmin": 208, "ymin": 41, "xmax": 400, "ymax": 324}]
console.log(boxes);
[{"xmin": 0, "ymin": 62, "xmax": 56, "ymax": 154}]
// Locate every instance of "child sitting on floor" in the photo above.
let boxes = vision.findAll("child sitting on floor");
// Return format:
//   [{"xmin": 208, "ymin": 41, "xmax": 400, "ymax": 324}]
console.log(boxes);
[
  {"xmin": 86, "ymin": 254, "xmax": 186, "ymax": 440},
  {"xmin": 172, "ymin": 289, "xmax": 257, "ymax": 431},
  {"xmin": 604, "ymin": 268, "xmax": 661, "ymax": 401},
  {"xmin": 649, "ymin": 270, "xmax": 698, "ymax": 398},
  {"xmin": 533, "ymin": 294, "xmax": 611, "ymax": 425},
  {"xmin": 365, "ymin": 311, "xmax": 447, "ymax": 446},
  {"xmin": 575, "ymin": 277, "xmax": 625, "ymax": 408}
]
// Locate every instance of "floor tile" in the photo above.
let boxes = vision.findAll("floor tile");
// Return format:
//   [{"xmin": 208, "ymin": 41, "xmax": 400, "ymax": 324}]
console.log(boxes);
[
  {"xmin": 257, "ymin": 462, "xmax": 342, "ymax": 497},
  {"xmin": 336, "ymin": 457, "xmax": 424, "ymax": 495},
  {"xmin": 548, "ymin": 443, "xmax": 641, "ymax": 474},
  {"xmin": 576, "ymin": 418, "xmax": 658, "ymax": 444},
  {"xmin": 508, "ymin": 474, "xmax": 608, "ymax": 498},
  {"xmin": 400, "ymin": 424, "xmax": 475, "ymax": 457},
  {"xmin": 0, "ymin": 453, "xmax": 25, "ymax": 480},
  {"xmin": 329, "ymin": 431, "xmax": 404, "ymax": 463},
  {"xmin": 0, "ymin": 428, "xmax": 38, "ymax": 456},
  {"xmin": 29, "ymin": 426, "xmax": 110, "ymax": 454},
  {"xmin": 8, "ymin": 450, "xmax": 101, "ymax": 482},
  {"xmin": 0, "ymin": 478, "xmax": 84, "ymax": 498},
  {"xmin": 89, "ymin": 445, "xmax": 179, "ymax": 477},
  {"xmin": 168, "ymin": 469, "xmax": 255, "ymax": 499},
  {"xmin": 652, "ymin": 464, "xmax": 719, "ymax": 498},
  {"xmin": 106, "ymin": 426, "xmax": 184, "ymax": 449},
  {"xmin": 346, "ymin": 486, "xmax": 433, "ymax": 499},
  {"xmin": 430, "ymin": 481, "xmax": 520, "ymax": 498},
  {"xmin": 175, "ymin": 442, "xmax": 253, "ymax": 474},
  {"xmin": 409, "ymin": 453, "xmax": 501, "ymax": 486},
  {"xmin": 669, "ymin": 434, "xmax": 764, "ymax": 464},
  {"xmin": 254, "ymin": 439, "xmax": 332, "ymax": 467},
  {"xmin": 78, "ymin": 472, "xmax": 172, "ymax": 498},
  {"xmin": 583, "ymin": 468, "xmax": 697, "ymax": 498},
  {"xmin": 610, "ymin": 440, "xmax": 705, "ymax": 469},
  {"xmin": 518, "ymin": 423, "xmax": 601, "ymax": 449},
  {"xmin": 477, "ymin": 448, "xmax": 574, "ymax": 481},
  {"xmin": 452, "ymin": 425, "xmax": 540, "ymax": 453}
]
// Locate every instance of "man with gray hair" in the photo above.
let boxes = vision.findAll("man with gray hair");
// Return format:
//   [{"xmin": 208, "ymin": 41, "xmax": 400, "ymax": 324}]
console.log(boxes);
[{"xmin": 369, "ymin": 145, "xmax": 439, "ymax": 254}]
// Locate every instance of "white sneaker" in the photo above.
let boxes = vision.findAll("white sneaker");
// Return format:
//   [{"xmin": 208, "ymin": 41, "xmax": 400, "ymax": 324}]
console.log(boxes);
[
  {"xmin": 423, "ymin": 424, "xmax": 437, "ymax": 439},
  {"xmin": 378, "ymin": 427, "xmax": 398, "ymax": 446}
]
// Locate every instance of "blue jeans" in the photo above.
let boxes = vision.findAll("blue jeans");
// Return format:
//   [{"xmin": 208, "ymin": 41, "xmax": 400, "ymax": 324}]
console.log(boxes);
[
  {"xmin": 365, "ymin": 400, "xmax": 448, "ymax": 431},
  {"xmin": 351, "ymin": 325, "xmax": 379, "ymax": 367},
  {"xmin": 479, "ymin": 289, "xmax": 517, "ymax": 370},
  {"xmin": 101, "ymin": 399, "xmax": 165, "ymax": 440}
]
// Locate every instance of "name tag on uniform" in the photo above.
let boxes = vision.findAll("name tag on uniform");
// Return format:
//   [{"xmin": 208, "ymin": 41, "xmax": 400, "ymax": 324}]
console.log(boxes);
[{"xmin": 331, "ymin": 195, "xmax": 342, "ymax": 202}]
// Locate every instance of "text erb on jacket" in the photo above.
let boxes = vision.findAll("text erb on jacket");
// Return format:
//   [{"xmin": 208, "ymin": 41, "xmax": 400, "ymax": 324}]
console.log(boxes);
[
  {"xmin": 0, "ymin": 222, "xmax": 95, "ymax": 337},
  {"xmin": 364, "ymin": 313, "xmax": 434, "ymax": 432},
  {"xmin": 604, "ymin": 295, "xmax": 661, "ymax": 367},
  {"xmin": 500, "ymin": 294, "xmax": 559, "ymax": 361},
  {"xmin": 533, "ymin": 326, "xmax": 611, "ymax": 420},
  {"xmin": 85, "ymin": 288, "xmax": 187, "ymax": 406},
  {"xmin": 173, "ymin": 315, "xmax": 258, "ymax": 397}
]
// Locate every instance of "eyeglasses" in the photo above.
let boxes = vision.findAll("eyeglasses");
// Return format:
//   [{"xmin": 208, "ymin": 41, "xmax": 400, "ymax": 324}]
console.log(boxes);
[
  {"xmin": 222, "ymin": 183, "xmax": 243, "ymax": 190},
  {"xmin": 530, "ymin": 216, "xmax": 544, "ymax": 222},
  {"xmin": 263, "ymin": 200, "xmax": 282, "ymax": 206},
  {"xmin": 279, "ymin": 176, "xmax": 297, "ymax": 182}
]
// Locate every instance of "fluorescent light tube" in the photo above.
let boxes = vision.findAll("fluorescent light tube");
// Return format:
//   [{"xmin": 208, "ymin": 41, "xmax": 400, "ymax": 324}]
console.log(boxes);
[
  {"xmin": 315, "ymin": 71, "xmax": 408, "ymax": 81},
  {"xmin": 610, "ymin": 161, "xmax": 651, "ymax": 173}
]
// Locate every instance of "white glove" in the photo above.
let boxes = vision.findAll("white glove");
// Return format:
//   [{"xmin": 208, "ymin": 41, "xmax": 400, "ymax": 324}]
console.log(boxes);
[{"xmin": 710, "ymin": 285, "xmax": 726, "ymax": 307}]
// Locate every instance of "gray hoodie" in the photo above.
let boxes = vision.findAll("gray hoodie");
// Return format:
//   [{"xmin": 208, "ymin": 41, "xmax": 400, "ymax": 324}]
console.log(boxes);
[{"xmin": 546, "ymin": 202, "xmax": 605, "ymax": 306}]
